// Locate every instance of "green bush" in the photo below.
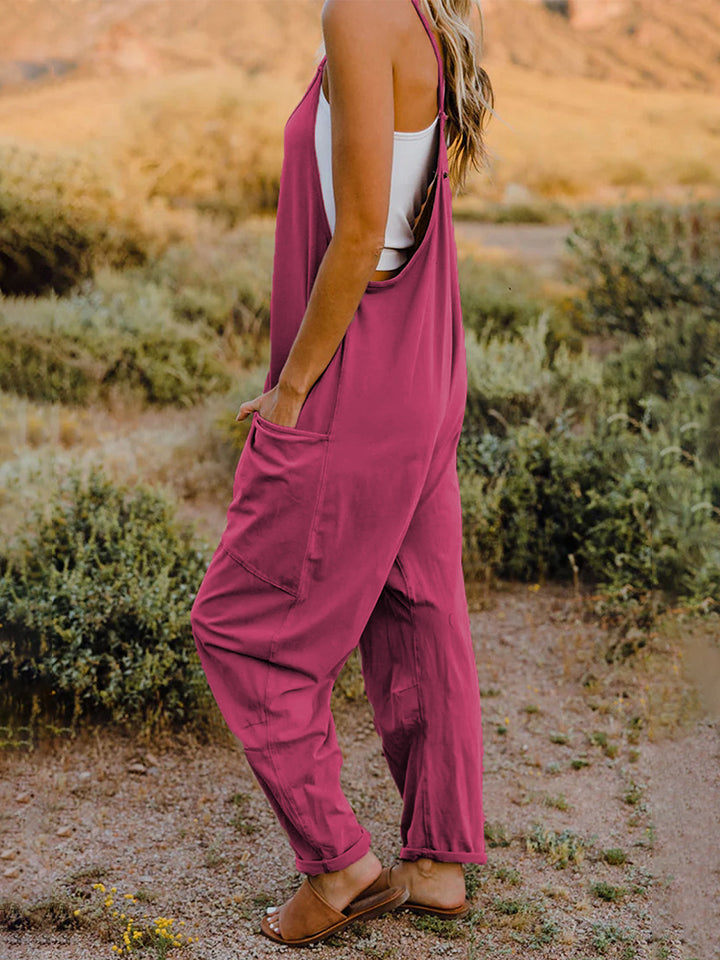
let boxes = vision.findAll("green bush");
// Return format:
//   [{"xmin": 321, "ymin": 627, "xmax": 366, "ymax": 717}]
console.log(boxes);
[
  {"xmin": 0, "ymin": 467, "xmax": 212, "ymax": 732},
  {"xmin": 458, "ymin": 409, "xmax": 720, "ymax": 605},
  {"xmin": 460, "ymin": 417, "xmax": 651, "ymax": 585},
  {"xmin": 450, "ymin": 198, "xmax": 719, "ymax": 607},
  {"xmin": 601, "ymin": 304, "xmax": 720, "ymax": 419},
  {"xmin": 458, "ymin": 256, "xmax": 549, "ymax": 341},
  {"xmin": 0, "ymin": 274, "xmax": 232, "ymax": 406},
  {"xmin": 564, "ymin": 200, "xmax": 720, "ymax": 337},
  {"xmin": 458, "ymin": 468, "xmax": 504, "ymax": 583},
  {"xmin": 143, "ymin": 232, "xmax": 273, "ymax": 364},
  {"xmin": 463, "ymin": 311, "xmax": 607, "ymax": 435}
]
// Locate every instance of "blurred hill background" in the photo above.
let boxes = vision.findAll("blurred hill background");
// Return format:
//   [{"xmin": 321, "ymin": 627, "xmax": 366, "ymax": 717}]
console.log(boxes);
[{"xmin": 0, "ymin": 0, "xmax": 718, "ymax": 208}]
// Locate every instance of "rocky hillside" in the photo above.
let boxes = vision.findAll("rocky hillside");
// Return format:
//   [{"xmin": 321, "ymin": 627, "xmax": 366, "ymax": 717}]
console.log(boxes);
[
  {"xmin": 0, "ymin": 0, "xmax": 718, "ymax": 93},
  {"xmin": 483, "ymin": 0, "xmax": 720, "ymax": 91}
]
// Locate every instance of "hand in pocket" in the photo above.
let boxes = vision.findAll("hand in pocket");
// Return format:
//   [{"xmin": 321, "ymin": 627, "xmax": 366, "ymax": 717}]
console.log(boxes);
[
  {"xmin": 236, "ymin": 382, "xmax": 306, "ymax": 430},
  {"xmin": 221, "ymin": 414, "xmax": 330, "ymax": 598}
]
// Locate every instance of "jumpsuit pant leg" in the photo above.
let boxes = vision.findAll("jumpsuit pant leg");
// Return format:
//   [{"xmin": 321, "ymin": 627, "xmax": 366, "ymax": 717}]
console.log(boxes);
[
  {"xmin": 358, "ymin": 416, "xmax": 486, "ymax": 864},
  {"xmin": 190, "ymin": 406, "xmax": 486, "ymax": 875}
]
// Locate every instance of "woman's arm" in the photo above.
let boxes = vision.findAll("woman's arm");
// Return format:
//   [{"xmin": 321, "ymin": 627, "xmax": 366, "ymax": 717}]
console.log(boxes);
[{"xmin": 237, "ymin": 0, "xmax": 395, "ymax": 428}]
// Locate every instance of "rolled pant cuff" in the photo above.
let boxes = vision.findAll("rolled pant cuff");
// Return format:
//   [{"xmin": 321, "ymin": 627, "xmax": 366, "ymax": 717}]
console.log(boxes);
[
  {"xmin": 400, "ymin": 846, "xmax": 488, "ymax": 865},
  {"xmin": 295, "ymin": 827, "xmax": 373, "ymax": 875}
]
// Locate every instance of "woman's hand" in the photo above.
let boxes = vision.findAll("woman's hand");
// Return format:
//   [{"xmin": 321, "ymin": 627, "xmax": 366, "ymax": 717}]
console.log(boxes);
[{"xmin": 235, "ymin": 383, "xmax": 306, "ymax": 430}]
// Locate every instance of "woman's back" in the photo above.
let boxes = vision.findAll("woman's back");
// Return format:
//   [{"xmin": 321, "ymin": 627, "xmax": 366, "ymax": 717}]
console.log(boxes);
[
  {"xmin": 316, "ymin": 0, "xmax": 446, "ymax": 280},
  {"xmin": 314, "ymin": 68, "xmax": 439, "ymax": 271},
  {"xmin": 319, "ymin": 0, "xmax": 443, "ymax": 135}
]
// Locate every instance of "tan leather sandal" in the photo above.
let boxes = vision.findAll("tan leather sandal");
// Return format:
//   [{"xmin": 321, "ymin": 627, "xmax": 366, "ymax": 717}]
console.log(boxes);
[
  {"xmin": 260, "ymin": 871, "xmax": 410, "ymax": 946},
  {"xmin": 348, "ymin": 864, "xmax": 472, "ymax": 920}
]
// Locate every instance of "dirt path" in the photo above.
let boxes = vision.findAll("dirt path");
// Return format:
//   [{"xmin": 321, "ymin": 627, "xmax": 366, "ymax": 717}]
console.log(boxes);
[
  {"xmin": 454, "ymin": 222, "xmax": 573, "ymax": 277},
  {"xmin": 1, "ymin": 583, "xmax": 716, "ymax": 960}
]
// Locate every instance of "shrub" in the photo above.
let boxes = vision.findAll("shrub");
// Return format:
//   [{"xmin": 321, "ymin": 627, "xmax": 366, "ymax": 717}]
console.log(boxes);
[
  {"xmin": 457, "ymin": 408, "xmax": 720, "ymax": 604},
  {"xmin": 143, "ymin": 230, "xmax": 274, "ymax": 364},
  {"xmin": 458, "ymin": 256, "xmax": 549, "ymax": 342},
  {"xmin": 459, "ymin": 416, "xmax": 646, "ymax": 584},
  {"xmin": 463, "ymin": 311, "xmax": 607, "ymax": 436},
  {"xmin": 0, "ymin": 140, "xmax": 164, "ymax": 297},
  {"xmin": 0, "ymin": 273, "xmax": 232, "ymax": 406},
  {"xmin": 591, "ymin": 882, "xmax": 628, "ymax": 902},
  {"xmin": 455, "ymin": 200, "xmax": 720, "ymax": 608},
  {"xmin": 601, "ymin": 304, "xmax": 720, "ymax": 420},
  {"xmin": 602, "ymin": 848, "xmax": 628, "ymax": 866},
  {"xmin": 0, "ymin": 466, "xmax": 212, "ymax": 732},
  {"xmin": 0, "ymin": 188, "xmax": 94, "ymax": 298},
  {"xmin": 564, "ymin": 200, "xmax": 720, "ymax": 338},
  {"xmin": 458, "ymin": 467, "xmax": 504, "ymax": 584}
]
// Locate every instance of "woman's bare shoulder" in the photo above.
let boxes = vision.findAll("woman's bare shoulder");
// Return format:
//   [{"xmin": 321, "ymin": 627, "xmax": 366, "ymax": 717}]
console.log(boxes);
[{"xmin": 321, "ymin": 0, "xmax": 403, "ymax": 46}]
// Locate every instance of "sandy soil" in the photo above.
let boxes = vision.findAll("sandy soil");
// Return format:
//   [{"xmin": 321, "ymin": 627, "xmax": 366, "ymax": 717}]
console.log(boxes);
[{"xmin": 1, "ymin": 582, "xmax": 717, "ymax": 960}]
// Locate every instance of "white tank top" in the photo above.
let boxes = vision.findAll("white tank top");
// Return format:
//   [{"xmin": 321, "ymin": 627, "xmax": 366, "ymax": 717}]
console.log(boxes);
[{"xmin": 314, "ymin": 77, "xmax": 439, "ymax": 271}]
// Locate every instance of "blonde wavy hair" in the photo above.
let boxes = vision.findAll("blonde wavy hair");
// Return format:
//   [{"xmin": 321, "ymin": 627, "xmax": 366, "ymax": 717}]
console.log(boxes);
[
  {"xmin": 315, "ymin": 0, "xmax": 495, "ymax": 195},
  {"xmin": 419, "ymin": 0, "xmax": 495, "ymax": 194}
]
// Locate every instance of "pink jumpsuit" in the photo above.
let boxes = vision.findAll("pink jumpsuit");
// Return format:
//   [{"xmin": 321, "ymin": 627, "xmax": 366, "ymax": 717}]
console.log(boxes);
[{"xmin": 191, "ymin": 0, "xmax": 486, "ymax": 876}]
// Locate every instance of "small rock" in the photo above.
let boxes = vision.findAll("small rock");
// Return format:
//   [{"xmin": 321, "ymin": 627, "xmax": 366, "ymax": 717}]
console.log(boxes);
[
  {"xmin": 127, "ymin": 763, "xmax": 147, "ymax": 775},
  {"xmin": 0, "ymin": 849, "xmax": 17, "ymax": 860},
  {"xmin": 145, "ymin": 752, "xmax": 160, "ymax": 766},
  {"xmin": 3, "ymin": 867, "xmax": 19, "ymax": 878},
  {"xmin": 15, "ymin": 792, "xmax": 31, "ymax": 804},
  {"xmin": 77, "ymin": 771, "xmax": 92, "ymax": 782},
  {"xmin": 56, "ymin": 826, "xmax": 73, "ymax": 837}
]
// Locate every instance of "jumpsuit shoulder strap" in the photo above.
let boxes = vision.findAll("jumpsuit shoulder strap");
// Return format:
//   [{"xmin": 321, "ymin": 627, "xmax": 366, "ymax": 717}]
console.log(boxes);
[{"xmin": 408, "ymin": 0, "xmax": 446, "ymax": 118}]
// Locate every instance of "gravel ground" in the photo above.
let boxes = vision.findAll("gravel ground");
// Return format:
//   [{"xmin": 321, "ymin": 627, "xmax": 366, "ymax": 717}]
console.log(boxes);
[{"xmin": 1, "ymin": 582, "xmax": 717, "ymax": 960}]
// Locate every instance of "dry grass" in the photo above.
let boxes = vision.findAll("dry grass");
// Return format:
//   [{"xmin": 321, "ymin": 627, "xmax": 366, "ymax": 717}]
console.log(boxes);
[
  {"xmin": 479, "ymin": 61, "xmax": 720, "ymax": 202},
  {"xmin": 0, "ymin": 8, "xmax": 718, "ymax": 214}
]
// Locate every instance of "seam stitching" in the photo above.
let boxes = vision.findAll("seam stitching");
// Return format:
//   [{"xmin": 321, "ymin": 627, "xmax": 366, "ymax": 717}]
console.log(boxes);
[
  {"xmin": 219, "ymin": 541, "xmax": 298, "ymax": 597},
  {"xmin": 394, "ymin": 550, "xmax": 431, "ymax": 850}
]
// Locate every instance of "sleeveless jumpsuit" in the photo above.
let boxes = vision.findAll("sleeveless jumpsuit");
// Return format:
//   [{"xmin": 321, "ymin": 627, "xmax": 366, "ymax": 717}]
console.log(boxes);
[{"xmin": 190, "ymin": 0, "xmax": 486, "ymax": 876}]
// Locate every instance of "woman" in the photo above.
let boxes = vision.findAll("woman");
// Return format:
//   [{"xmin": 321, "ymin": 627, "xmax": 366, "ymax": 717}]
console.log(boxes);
[{"xmin": 191, "ymin": 0, "xmax": 495, "ymax": 947}]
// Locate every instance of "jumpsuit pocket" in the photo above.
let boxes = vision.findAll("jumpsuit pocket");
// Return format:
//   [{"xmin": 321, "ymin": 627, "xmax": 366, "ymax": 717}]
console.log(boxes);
[{"xmin": 220, "ymin": 412, "xmax": 330, "ymax": 598}]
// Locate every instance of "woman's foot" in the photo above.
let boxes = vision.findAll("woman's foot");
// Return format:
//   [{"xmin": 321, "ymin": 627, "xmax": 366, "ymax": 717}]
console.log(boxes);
[
  {"xmin": 264, "ymin": 849, "xmax": 383, "ymax": 935},
  {"xmin": 389, "ymin": 858, "xmax": 466, "ymax": 910}
]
